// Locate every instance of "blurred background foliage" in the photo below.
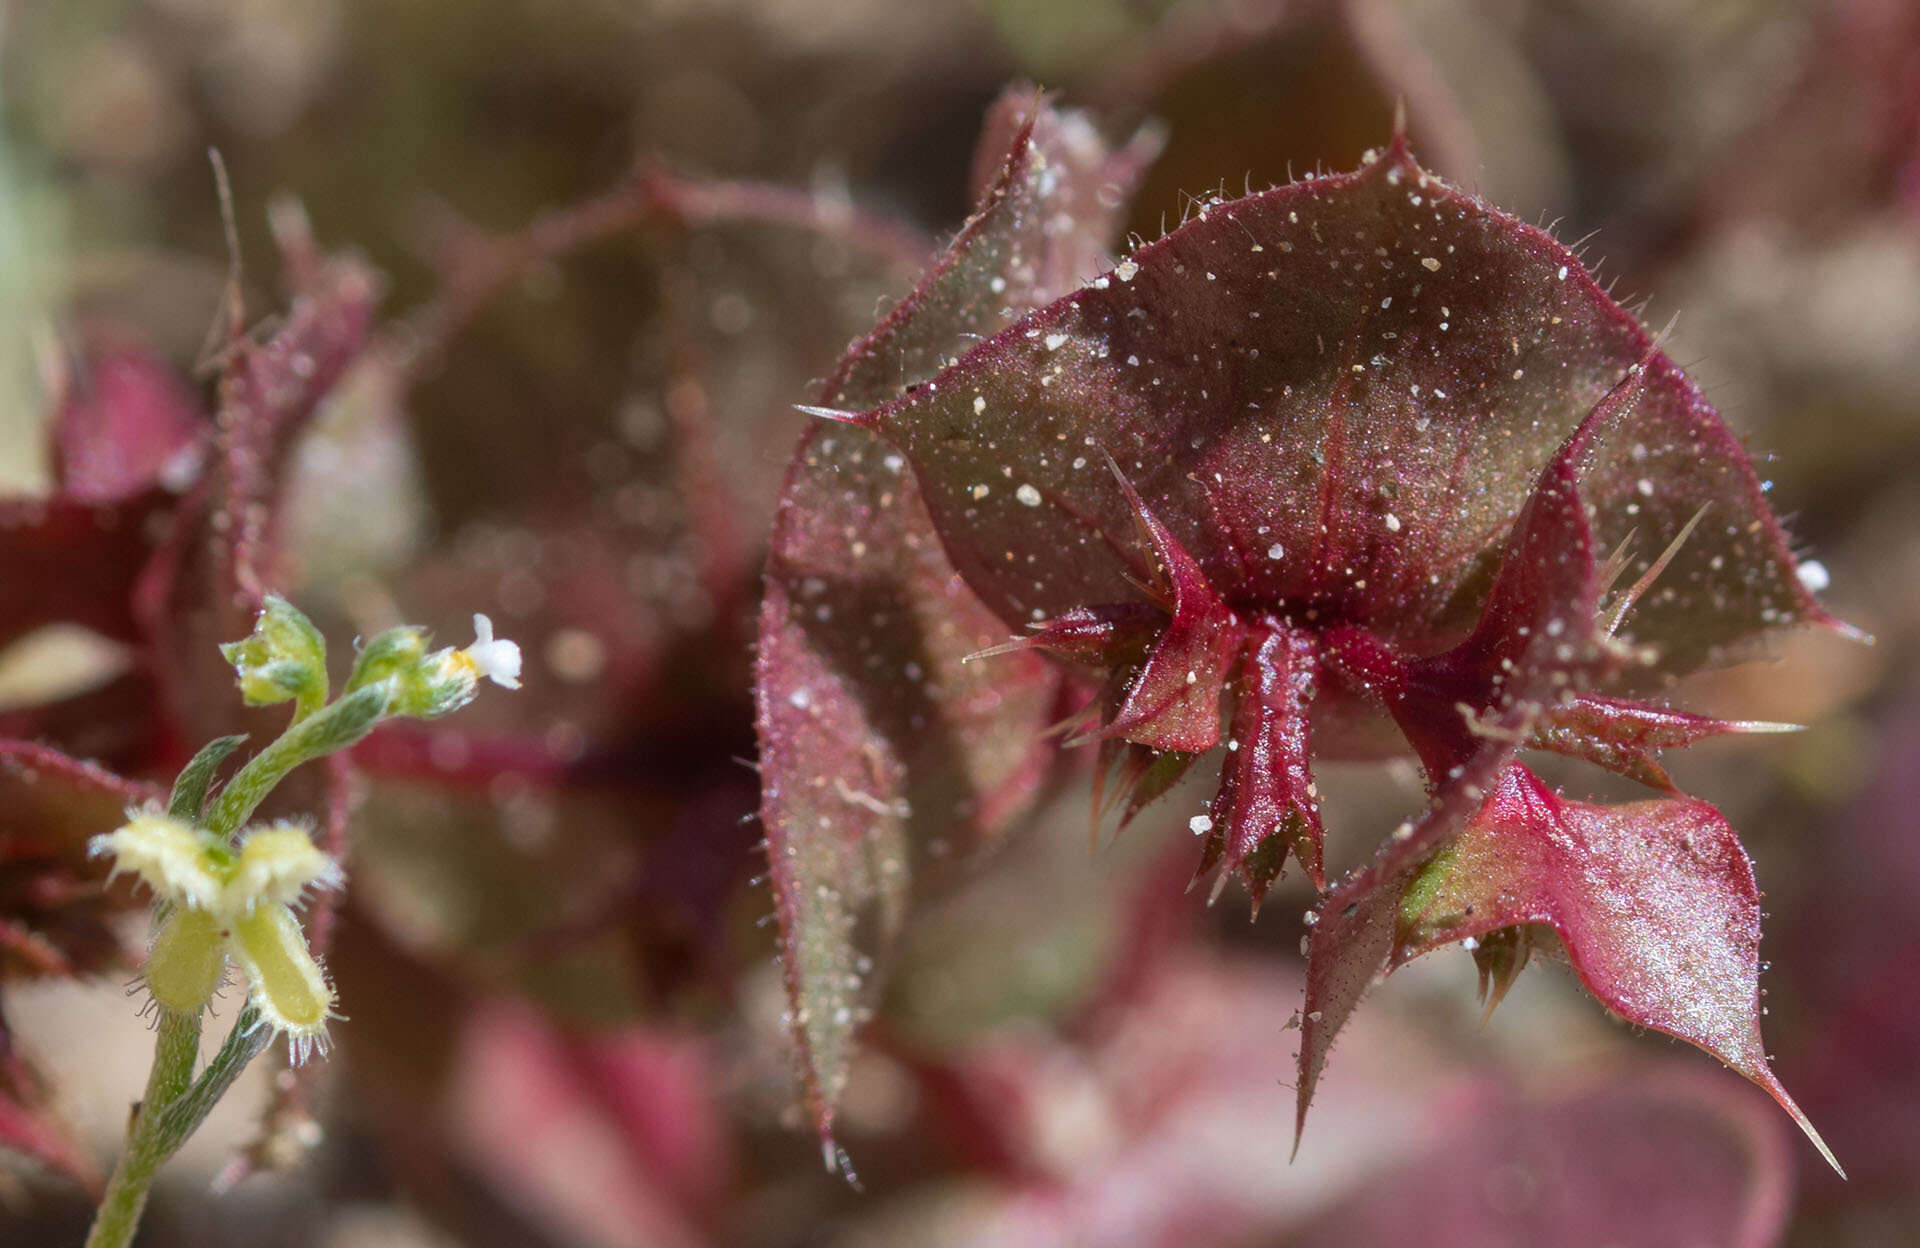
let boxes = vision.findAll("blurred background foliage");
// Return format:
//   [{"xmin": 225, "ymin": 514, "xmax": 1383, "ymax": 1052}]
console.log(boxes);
[{"xmin": 0, "ymin": 1, "xmax": 1916, "ymax": 1245}]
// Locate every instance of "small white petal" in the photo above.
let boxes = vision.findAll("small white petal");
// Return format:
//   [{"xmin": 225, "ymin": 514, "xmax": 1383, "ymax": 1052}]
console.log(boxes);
[{"xmin": 466, "ymin": 614, "xmax": 522, "ymax": 689}]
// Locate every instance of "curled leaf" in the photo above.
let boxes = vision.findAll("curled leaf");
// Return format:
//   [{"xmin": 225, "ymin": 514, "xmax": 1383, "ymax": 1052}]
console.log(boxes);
[{"xmin": 755, "ymin": 91, "xmax": 1157, "ymax": 1153}]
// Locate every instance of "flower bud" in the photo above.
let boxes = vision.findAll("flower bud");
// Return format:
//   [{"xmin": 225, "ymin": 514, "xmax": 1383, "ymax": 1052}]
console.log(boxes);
[{"xmin": 221, "ymin": 595, "xmax": 328, "ymax": 715}]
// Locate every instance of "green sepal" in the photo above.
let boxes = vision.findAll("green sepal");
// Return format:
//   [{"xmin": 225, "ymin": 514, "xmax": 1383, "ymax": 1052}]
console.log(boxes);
[
  {"xmin": 1470, "ymin": 924, "xmax": 1536, "ymax": 1020},
  {"xmin": 346, "ymin": 626, "xmax": 472, "ymax": 719},
  {"xmin": 345, "ymin": 626, "xmax": 429, "ymax": 694}
]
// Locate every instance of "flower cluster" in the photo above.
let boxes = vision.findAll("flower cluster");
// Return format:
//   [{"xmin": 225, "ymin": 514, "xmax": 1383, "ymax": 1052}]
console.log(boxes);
[{"xmin": 89, "ymin": 598, "xmax": 521, "ymax": 1059}]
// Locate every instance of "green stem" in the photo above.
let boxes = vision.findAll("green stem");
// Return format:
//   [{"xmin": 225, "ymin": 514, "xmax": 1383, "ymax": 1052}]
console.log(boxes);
[
  {"xmin": 203, "ymin": 683, "xmax": 389, "ymax": 837},
  {"xmin": 142, "ymin": 1009, "xmax": 203, "ymax": 1116},
  {"xmin": 85, "ymin": 1002, "xmax": 273, "ymax": 1248},
  {"xmin": 84, "ymin": 1009, "xmax": 202, "ymax": 1248},
  {"xmin": 151, "ymin": 1003, "xmax": 270, "ymax": 1144},
  {"xmin": 83, "ymin": 1135, "xmax": 161, "ymax": 1248}
]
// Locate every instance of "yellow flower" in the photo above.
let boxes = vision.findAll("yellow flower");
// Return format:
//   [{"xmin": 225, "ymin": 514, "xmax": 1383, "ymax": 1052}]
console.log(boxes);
[{"xmin": 93, "ymin": 812, "xmax": 341, "ymax": 1061}]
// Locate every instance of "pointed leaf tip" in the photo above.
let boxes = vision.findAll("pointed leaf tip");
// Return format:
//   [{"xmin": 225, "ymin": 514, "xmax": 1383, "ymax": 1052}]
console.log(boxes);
[
  {"xmin": 1390, "ymin": 763, "xmax": 1839, "ymax": 1172},
  {"xmin": 1763, "ymin": 1077, "xmax": 1846, "ymax": 1180},
  {"xmin": 794, "ymin": 404, "xmax": 872, "ymax": 427}
]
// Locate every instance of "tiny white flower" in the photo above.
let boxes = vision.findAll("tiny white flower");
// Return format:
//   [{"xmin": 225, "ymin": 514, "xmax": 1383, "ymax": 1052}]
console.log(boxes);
[{"xmin": 463, "ymin": 614, "xmax": 522, "ymax": 690}]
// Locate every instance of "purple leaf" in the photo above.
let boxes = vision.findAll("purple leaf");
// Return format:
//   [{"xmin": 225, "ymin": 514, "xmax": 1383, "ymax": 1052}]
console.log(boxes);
[
  {"xmin": 1288, "ymin": 1069, "xmax": 1794, "ymax": 1248},
  {"xmin": 838, "ymin": 138, "xmax": 1832, "ymax": 707},
  {"xmin": 1099, "ymin": 464, "xmax": 1241, "ymax": 754},
  {"xmin": 1293, "ymin": 730, "xmax": 1518, "ymax": 1151},
  {"xmin": 1198, "ymin": 626, "xmax": 1324, "ymax": 901},
  {"xmin": 1532, "ymin": 694, "xmax": 1799, "ymax": 792},
  {"xmin": 755, "ymin": 91, "xmax": 1157, "ymax": 1154}
]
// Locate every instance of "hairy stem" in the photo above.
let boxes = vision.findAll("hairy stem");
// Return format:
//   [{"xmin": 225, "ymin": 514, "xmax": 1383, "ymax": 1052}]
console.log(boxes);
[
  {"xmin": 203, "ymin": 683, "xmax": 389, "ymax": 837},
  {"xmin": 84, "ymin": 1008, "xmax": 202, "ymax": 1248},
  {"xmin": 392, "ymin": 163, "xmax": 932, "ymax": 381},
  {"xmin": 85, "ymin": 1001, "xmax": 273, "ymax": 1248}
]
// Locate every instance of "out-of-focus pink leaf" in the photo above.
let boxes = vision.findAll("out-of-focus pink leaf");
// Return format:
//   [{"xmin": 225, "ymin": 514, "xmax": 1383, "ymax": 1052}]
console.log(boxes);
[
  {"xmin": 756, "ymin": 91, "xmax": 1158, "ymax": 1155},
  {"xmin": 1777, "ymin": 696, "xmax": 1920, "ymax": 1198},
  {"xmin": 0, "ymin": 494, "xmax": 176, "ymax": 652},
  {"xmin": 452, "ymin": 999, "xmax": 725, "ymax": 1248},
  {"xmin": 0, "ymin": 342, "xmax": 204, "ymax": 656},
  {"xmin": 0, "ymin": 740, "xmax": 161, "ymax": 983},
  {"xmin": 0, "ymin": 672, "xmax": 168, "ymax": 775},
  {"xmin": 0, "ymin": 741, "xmax": 158, "ymax": 1188},
  {"xmin": 1287, "ymin": 1068, "xmax": 1794, "ymax": 1248},
  {"xmin": 49, "ymin": 345, "xmax": 205, "ymax": 505},
  {"xmin": 863, "ymin": 950, "xmax": 1795, "ymax": 1248},
  {"xmin": 0, "ymin": 1016, "xmax": 99, "ymax": 1191},
  {"xmin": 871, "ymin": 953, "xmax": 1443, "ymax": 1248}
]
